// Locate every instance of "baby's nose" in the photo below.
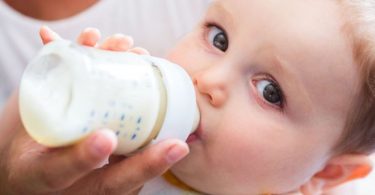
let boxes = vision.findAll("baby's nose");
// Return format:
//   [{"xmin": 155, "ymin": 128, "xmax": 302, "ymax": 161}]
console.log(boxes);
[{"xmin": 193, "ymin": 68, "xmax": 228, "ymax": 107}]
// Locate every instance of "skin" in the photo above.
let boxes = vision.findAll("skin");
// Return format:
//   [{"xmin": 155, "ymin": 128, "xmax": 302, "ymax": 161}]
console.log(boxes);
[
  {"xmin": 4, "ymin": 0, "xmax": 99, "ymax": 20},
  {"xmin": 0, "ymin": 27, "xmax": 188, "ymax": 195},
  {"xmin": 167, "ymin": 0, "xmax": 369, "ymax": 194},
  {"xmin": 0, "ymin": 1, "xmax": 187, "ymax": 194},
  {"xmin": 0, "ymin": 0, "xmax": 372, "ymax": 194}
]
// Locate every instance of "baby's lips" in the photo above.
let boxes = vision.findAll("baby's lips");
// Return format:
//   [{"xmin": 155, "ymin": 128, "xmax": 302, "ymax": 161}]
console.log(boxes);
[
  {"xmin": 186, "ymin": 133, "xmax": 198, "ymax": 143},
  {"xmin": 186, "ymin": 123, "xmax": 202, "ymax": 143}
]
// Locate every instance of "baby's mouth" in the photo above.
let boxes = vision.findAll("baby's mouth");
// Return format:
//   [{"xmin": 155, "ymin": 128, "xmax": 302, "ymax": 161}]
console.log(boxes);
[
  {"xmin": 186, "ymin": 132, "xmax": 198, "ymax": 143},
  {"xmin": 186, "ymin": 124, "xmax": 202, "ymax": 143}
]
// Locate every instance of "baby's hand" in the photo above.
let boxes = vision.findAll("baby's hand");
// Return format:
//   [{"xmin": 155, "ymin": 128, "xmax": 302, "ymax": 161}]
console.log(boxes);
[{"xmin": 39, "ymin": 26, "xmax": 150, "ymax": 54}]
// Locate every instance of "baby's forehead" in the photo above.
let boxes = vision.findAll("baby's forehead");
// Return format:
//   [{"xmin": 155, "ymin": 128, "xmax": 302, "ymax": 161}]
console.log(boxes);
[
  {"xmin": 212, "ymin": 1, "xmax": 353, "ymax": 62},
  {"xmin": 210, "ymin": 1, "xmax": 348, "ymax": 37}
]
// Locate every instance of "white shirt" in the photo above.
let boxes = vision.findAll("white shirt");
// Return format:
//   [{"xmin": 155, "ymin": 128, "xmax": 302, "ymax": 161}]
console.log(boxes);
[{"xmin": 0, "ymin": 0, "xmax": 210, "ymax": 108}]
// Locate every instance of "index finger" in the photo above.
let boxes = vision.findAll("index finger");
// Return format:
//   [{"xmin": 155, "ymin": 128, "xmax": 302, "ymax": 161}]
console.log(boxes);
[
  {"xmin": 68, "ymin": 139, "xmax": 189, "ymax": 194},
  {"xmin": 23, "ymin": 129, "xmax": 117, "ymax": 192},
  {"xmin": 39, "ymin": 26, "xmax": 62, "ymax": 45}
]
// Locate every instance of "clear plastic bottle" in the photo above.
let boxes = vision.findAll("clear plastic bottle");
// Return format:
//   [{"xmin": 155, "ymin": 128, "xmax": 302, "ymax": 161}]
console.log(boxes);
[{"xmin": 19, "ymin": 40, "xmax": 199, "ymax": 155}]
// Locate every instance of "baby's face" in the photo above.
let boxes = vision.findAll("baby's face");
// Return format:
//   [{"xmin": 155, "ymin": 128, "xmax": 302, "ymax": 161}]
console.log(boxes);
[{"xmin": 167, "ymin": 0, "xmax": 360, "ymax": 194}]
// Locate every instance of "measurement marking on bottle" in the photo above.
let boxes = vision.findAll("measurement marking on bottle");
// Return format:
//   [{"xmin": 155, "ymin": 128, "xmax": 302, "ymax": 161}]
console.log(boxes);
[
  {"xmin": 137, "ymin": 117, "xmax": 142, "ymax": 124},
  {"xmin": 82, "ymin": 127, "xmax": 88, "ymax": 133}
]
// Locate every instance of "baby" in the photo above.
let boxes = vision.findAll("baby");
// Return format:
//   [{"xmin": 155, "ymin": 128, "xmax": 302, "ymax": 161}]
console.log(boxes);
[
  {"xmin": 165, "ymin": 0, "xmax": 375, "ymax": 194},
  {"xmin": 27, "ymin": 0, "xmax": 375, "ymax": 194}
]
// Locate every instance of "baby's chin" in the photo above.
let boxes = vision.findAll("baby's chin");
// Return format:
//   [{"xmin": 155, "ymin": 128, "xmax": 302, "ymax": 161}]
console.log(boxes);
[
  {"xmin": 170, "ymin": 167, "xmax": 208, "ymax": 193},
  {"xmin": 170, "ymin": 157, "xmax": 195, "ymax": 181},
  {"xmin": 171, "ymin": 156, "xmax": 304, "ymax": 195},
  {"xmin": 170, "ymin": 157, "xmax": 217, "ymax": 194},
  {"xmin": 169, "ymin": 138, "xmax": 215, "ymax": 192}
]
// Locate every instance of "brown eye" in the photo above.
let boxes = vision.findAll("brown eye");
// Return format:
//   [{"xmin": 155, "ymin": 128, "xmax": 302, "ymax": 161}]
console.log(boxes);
[
  {"xmin": 256, "ymin": 80, "xmax": 283, "ymax": 106},
  {"xmin": 208, "ymin": 26, "xmax": 228, "ymax": 52}
]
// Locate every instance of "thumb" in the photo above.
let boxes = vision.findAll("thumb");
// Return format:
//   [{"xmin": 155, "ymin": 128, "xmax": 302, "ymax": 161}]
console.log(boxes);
[
  {"xmin": 31, "ymin": 129, "xmax": 117, "ymax": 191},
  {"xmin": 69, "ymin": 139, "xmax": 189, "ymax": 194}
]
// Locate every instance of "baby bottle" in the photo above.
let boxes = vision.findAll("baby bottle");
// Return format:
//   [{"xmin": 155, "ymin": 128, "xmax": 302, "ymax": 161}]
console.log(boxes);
[{"xmin": 19, "ymin": 40, "xmax": 199, "ymax": 155}]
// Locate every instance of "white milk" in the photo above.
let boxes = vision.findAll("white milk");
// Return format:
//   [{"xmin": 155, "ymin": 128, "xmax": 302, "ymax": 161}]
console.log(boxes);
[{"xmin": 19, "ymin": 40, "xmax": 199, "ymax": 155}]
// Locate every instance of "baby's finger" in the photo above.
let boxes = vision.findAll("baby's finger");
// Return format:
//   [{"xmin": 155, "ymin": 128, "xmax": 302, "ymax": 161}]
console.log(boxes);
[
  {"xmin": 77, "ymin": 28, "xmax": 101, "ymax": 47},
  {"xmin": 39, "ymin": 26, "xmax": 62, "ymax": 45},
  {"xmin": 129, "ymin": 47, "xmax": 150, "ymax": 55},
  {"xmin": 33, "ymin": 129, "xmax": 117, "ymax": 191},
  {"xmin": 99, "ymin": 34, "xmax": 134, "ymax": 51}
]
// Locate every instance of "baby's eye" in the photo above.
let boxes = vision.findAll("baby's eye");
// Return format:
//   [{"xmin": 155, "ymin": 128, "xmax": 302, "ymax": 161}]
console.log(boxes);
[
  {"xmin": 256, "ymin": 79, "xmax": 283, "ymax": 107},
  {"xmin": 207, "ymin": 25, "xmax": 228, "ymax": 52}
]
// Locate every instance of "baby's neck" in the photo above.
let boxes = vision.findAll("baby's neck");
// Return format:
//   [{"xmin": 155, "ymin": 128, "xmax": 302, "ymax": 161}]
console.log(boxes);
[{"xmin": 4, "ymin": 0, "xmax": 98, "ymax": 20}]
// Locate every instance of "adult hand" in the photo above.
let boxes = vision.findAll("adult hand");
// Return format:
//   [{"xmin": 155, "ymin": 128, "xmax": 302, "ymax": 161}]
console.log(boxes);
[{"xmin": 0, "ymin": 27, "xmax": 189, "ymax": 195}]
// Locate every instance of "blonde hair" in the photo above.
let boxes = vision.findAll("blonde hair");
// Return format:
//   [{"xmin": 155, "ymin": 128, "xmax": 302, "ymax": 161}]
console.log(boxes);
[{"xmin": 335, "ymin": 0, "xmax": 375, "ymax": 154}]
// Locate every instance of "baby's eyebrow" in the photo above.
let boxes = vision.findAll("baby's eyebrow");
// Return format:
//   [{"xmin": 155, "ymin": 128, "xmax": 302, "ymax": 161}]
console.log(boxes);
[
  {"xmin": 269, "ymin": 53, "xmax": 313, "ymax": 114},
  {"xmin": 206, "ymin": 1, "xmax": 234, "ymax": 27},
  {"xmin": 208, "ymin": 1, "xmax": 230, "ymax": 14}
]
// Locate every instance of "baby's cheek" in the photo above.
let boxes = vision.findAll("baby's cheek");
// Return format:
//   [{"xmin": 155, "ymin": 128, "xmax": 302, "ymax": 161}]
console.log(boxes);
[
  {"xmin": 209, "ymin": 127, "xmax": 313, "ymax": 191},
  {"xmin": 166, "ymin": 49, "xmax": 191, "ymax": 73}
]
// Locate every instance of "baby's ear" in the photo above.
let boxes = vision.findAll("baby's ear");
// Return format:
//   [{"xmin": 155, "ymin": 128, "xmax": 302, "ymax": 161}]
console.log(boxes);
[{"xmin": 300, "ymin": 154, "xmax": 372, "ymax": 194}]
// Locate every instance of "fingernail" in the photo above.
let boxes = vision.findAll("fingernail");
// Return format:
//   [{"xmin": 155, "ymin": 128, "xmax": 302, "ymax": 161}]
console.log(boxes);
[
  {"xmin": 43, "ymin": 26, "xmax": 61, "ymax": 40},
  {"xmin": 95, "ymin": 157, "xmax": 109, "ymax": 169},
  {"xmin": 83, "ymin": 27, "xmax": 99, "ymax": 33},
  {"xmin": 89, "ymin": 130, "xmax": 116, "ymax": 157},
  {"xmin": 166, "ymin": 144, "xmax": 189, "ymax": 164},
  {"xmin": 83, "ymin": 27, "xmax": 101, "ymax": 38}
]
